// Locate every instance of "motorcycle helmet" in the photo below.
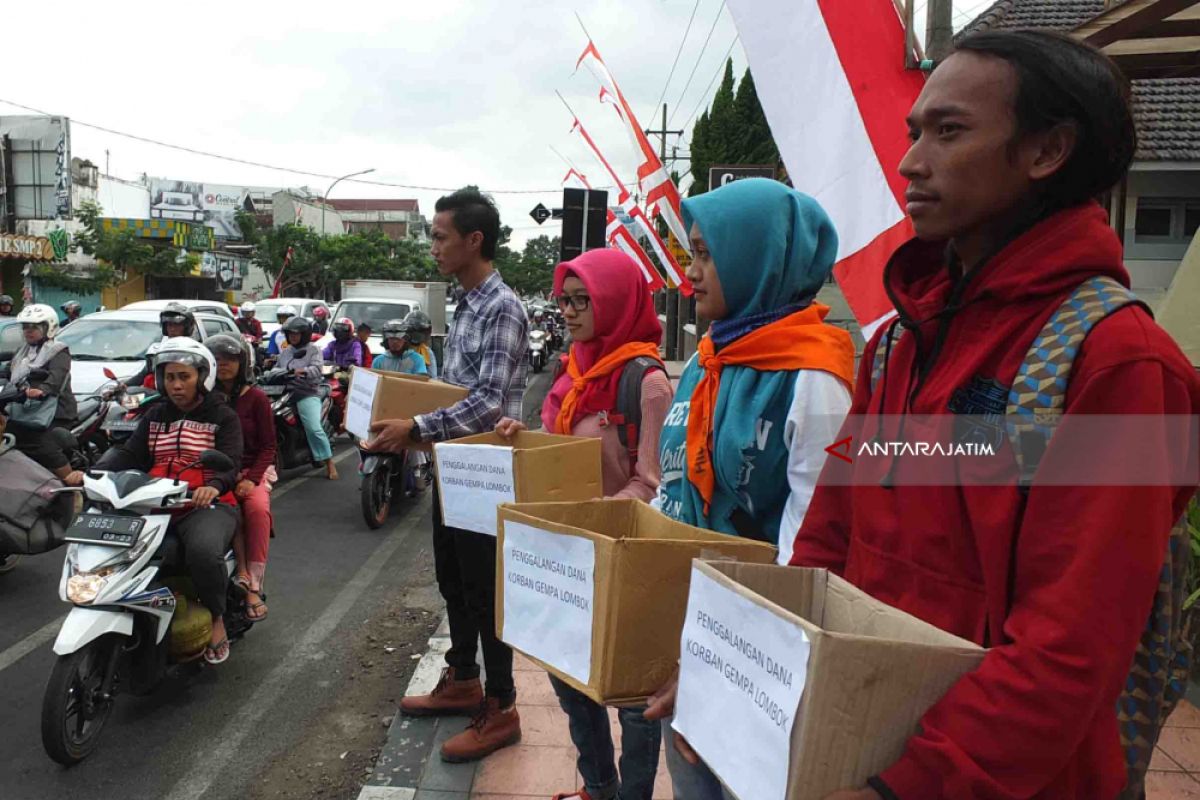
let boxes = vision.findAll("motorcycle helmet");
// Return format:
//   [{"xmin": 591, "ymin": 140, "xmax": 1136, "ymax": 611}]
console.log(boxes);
[
  {"xmin": 381, "ymin": 319, "xmax": 408, "ymax": 347},
  {"xmin": 153, "ymin": 336, "xmax": 217, "ymax": 394},
  {"xmin": 61, "ymin": 300, "xmax": 82, "ymax": 316},
  {"xmin": 17, "ymin": 303, "xmax": 59, "ymax": 339},
  {"xmin": 240, "ymin": 301, "xmax": 256, "ymax": 317},
  {"xmin": 159, "ymin": 302, "xmax": 197, "ymax": 338},
  {"xmin": 313, "ymin": 306, "xmax": 329, "ymax": 320},
  {"xmin": 276, "ymin": 304, "xmax": 298, "ymax": 323},
  {"xmin": 283, "ymin": 315, "xmax": 313, "ymax": 344},
  {"xmin": 0, "ymin": 294, "xmax": 13, "ymax": 307},
  {"xmin": 402, "ymin": 310, "xmax": 432, "ymax": 346},
  {"xmin": 331, "ymin": 317, "xmax": 354, "ymax": 342},
  {"xmin": 204, "ymin": 333, "xmax": 251, "ymax": 384}
]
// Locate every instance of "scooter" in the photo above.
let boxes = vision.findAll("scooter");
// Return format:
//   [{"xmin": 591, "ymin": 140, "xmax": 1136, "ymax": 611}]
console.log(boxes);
[
  {"xmin": 358, "ymin": 443, "xmax": 431, "ymax": 529},
  {"xmin": 528, "ymin": 329, "xmax": 549, "ymax": 374},
  {"xmin": 259, "ymin": 368, "xmax": 334, "ymax": 472},
  {"xmin": 41, "ymin": 450, "xmax": 249, "ymax": 765},
  {"xmin": 324, "ymin": 364, "xmax": 350, "ymax": 437}
]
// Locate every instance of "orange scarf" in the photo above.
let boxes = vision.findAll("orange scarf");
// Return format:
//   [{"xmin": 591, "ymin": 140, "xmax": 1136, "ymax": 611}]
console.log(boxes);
[
  {"xmin": 554, "ymin": 341, "xmax": 663, "ymax": 435},
  {"xmin": 686, "ymin": 303, "xmax": 854, "ymax": 513}
]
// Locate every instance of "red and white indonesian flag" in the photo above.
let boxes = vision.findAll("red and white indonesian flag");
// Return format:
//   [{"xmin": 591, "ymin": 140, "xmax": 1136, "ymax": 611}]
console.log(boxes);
[{"xmin": 728, "ymin": 0, "xmax": 925, "ymax": 340}]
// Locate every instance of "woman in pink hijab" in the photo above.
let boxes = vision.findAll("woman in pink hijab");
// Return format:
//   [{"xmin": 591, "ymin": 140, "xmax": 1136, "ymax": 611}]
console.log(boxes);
[{"xmin": 496, "ymin": 248, "xmax": 673, "ymax": 799}]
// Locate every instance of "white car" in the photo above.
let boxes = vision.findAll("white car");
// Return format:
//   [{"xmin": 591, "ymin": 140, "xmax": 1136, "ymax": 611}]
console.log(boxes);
[
  {"xmin": 122, "ymin": 298, "xmax": 237, "ymax": 324},
  {"xmin": 56, "ymin": 309, "xmax": 242, "ymax": 398},
  {"xmin": 251, "ymin": 297, "xmax": 332, "ymax": 340}
]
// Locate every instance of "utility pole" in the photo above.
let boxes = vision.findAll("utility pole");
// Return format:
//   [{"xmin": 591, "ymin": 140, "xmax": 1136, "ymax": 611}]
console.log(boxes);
[
  {"xmin": 926, "ymin": 0, "xmax": 954, "ymax": 63},
  {"xmin": 644, "ymin": 103, "xmax": 686, "ymax": 360}
]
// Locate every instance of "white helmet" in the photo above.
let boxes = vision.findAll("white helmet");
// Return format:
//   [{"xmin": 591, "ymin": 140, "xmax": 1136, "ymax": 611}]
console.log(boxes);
[
  {"xmin": 17, "ymin": 303, "xmax": 59, "ymax": 339},
  {"xmin": 240, "ymin": 301, "xmax": 256, "ymax": 316},
  {"xmin": 276, "ymin": 304, "xmax": 297, "ymax": 319},
  {"xmin": 152, "ymin": 336, "xmax": 217, "ymax": 394}
]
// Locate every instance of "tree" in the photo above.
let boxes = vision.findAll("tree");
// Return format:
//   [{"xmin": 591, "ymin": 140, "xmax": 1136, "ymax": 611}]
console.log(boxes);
[
  {"xmin": 72, "ymin": 201, "xmax": 191, "ymax": 283},
  {"xmin": 688, "ymin": 64, "xmax": 781, "ymax": 196}
]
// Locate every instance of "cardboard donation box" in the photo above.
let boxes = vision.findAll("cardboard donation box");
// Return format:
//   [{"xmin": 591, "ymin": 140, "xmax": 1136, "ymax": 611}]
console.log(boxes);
[
  {"xmin": 344, "ymin": 367, "xmax": 468, "ymax": 442},
  {"xmin": 495, "ymin": 499, "xmax": 777, "ymax": 704},
  {"xmin": 673, "ymin": 561, "xmax": 987, "ymax": 800},
  {"xmin": 433, "ymin": 431, "xmax": 603, "ymax": 536}
]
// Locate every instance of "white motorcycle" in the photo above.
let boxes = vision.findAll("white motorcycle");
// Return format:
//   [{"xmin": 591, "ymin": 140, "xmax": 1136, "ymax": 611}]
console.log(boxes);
[
  {"xmin": 528, "ymin": 328, "xmax": 549, "ymax": 374},
  {"xmin": 41, "ymin": 450, "xmax": 252, "ymax": 765}
]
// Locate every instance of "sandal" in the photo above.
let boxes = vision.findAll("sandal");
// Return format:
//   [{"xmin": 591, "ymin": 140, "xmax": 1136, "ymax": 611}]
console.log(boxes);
[
  {"xmin": 551, "ymin": 791, "xmax": 593, "ymax": 800},
  {"xmin": 245, "ymin": 588, "xmax": 268, "ymax": 621},
  {"xmin": 204, "ymin": 637, "xmax": 230, "ymax": 665}
]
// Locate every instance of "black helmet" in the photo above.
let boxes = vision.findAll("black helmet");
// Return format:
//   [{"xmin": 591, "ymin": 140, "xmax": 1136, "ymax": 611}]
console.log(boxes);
[
  {"xmin": 402, "ymin": 310, "xmax": 432, "ymax": 346},
  {"xmin": 381, "ymin": 318, "xmax": 408, "ymax": 345},
  {"xmin": 204, "ymin": 333, "xmax": 251, "ymax": 384},
  {"xmin": 0, "ymin": 294, "xmax": 12, "ymax": 307},
  {"xmin": 159, "ymin": 302, "xmax": 196, "ymax": 338},
  {"xmin": 283, "ymin": 315, "xmax": 313, "ymax": 342},
  {"xmin": 330, "ymin": 319, "xmax": 354, "ymax": 342}
]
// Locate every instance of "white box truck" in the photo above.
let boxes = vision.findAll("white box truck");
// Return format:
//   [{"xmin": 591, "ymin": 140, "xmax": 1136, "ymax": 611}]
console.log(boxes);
[{"xmin": 323, "ymin": 279, "xmax": 450, "ymax": 364}]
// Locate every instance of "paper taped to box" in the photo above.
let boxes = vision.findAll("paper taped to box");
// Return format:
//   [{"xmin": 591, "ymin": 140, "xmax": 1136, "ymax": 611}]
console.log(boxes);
[
  {"xmin": 433, "ymin": 431, "xmax": 603, "ymax": 536},
  {"xmin": 496, "ymin": 500, "xmax": 777, "ymax": 704},
  {"xmin": 345, "ymin": 367, "xmax": 468, "ymax": 442},
  {"xmin": 673, "ymin": 561, "xmax": 986, "ymax": 800}
]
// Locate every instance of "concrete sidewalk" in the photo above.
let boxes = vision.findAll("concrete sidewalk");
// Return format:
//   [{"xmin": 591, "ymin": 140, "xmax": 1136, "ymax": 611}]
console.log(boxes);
[{"xmin": 358, "ymin": 617, "xmax": 672, "ymax": 800}]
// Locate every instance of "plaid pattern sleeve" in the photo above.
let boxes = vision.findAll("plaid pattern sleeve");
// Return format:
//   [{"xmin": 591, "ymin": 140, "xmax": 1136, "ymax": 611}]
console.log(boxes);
[{"xmin": 415, "ymin": 273, "xmax": 528, "ymax": 442}]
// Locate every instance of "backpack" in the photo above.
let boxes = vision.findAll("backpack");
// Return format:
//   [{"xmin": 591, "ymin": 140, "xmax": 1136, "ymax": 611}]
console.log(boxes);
[
  {"xmin": 0, "ymin": 435, "xmax": 74, "ymax": 556},
  {"xmin": 551, "ymin": 355, "xmax": 667, "ymax": 471},
  {"xmin": 870, "ymin": 275, "xmax": 1191, "ymax": 799}
]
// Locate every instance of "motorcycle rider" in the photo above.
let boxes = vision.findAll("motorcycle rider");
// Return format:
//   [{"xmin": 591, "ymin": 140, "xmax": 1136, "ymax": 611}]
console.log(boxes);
[
  {"xmin": 322, "ymin": 317, "xmax": 365, "ymax": 368},
  {"xmin": 207, "ymin": 333, "xmax": 275, "ymax": 622},
  {"xmin": 124, "ymin": 304, "xmax": 199, "ymax": 391},
  {"xmin": 237, "ymin": 302, "xmax": 264, "ymax": 344},
  {"xmin": 356, "ymin": 322, "xmax": 374, "ymax": 368},
  {"xmin": 0, "ymin": 294, "xmax": 14, "ymax": 317},
  {"xmin": 373, "ymin": 320, "xmax": 427, "ymax": 376},
  {"xmin": 277, "ymin": 316, "xmax": 337, "ymax": 480},
  {"xmin": 73, "ymin": 337, "xmax": 244, "ymax": 665},
  {"xmin": 60, "ymin": 300, "xmax": 83, "ymax": 328},
  {"xmin": 402, "ymin": 310, "xmax": 438, "ymax": 378},
  {"xmin": 8, "ymin": 304, "xmax": 77, "ymax": 480},
  {"xmin": 311, "ymin": 305, "xmax": 330, "ymax": 336},
  {"xmin": 266, "ymin": 305, "xmax": 298, "ymax": 357}
]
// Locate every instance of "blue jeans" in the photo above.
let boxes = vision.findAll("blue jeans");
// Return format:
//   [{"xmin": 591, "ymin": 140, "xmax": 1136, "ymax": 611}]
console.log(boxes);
[
  {"xmin": 294, "ymin": 395, "xmax": 332, "ymax": 462},
  {"xmin": 550, "ymin": 675, "xmax": 661, "ymax": 800},
  {"xmin": 661, "ymin": 717, "xmax": 732, "ymax": 800}
]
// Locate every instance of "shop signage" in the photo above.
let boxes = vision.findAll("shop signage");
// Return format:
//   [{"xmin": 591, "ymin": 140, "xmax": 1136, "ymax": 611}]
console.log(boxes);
[{"xmin": 0, "ymin": 234, "xmax": 56, "ymax": 261}]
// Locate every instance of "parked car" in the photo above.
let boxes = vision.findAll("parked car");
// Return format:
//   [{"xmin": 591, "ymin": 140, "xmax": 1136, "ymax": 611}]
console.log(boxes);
[
  {"xmin": 252, "ymin": 297, "xmax": 332, "ymax": 339},
  {"xmin": 122, "ymin": 299, "xmax": 238, "ymax": 324},
  {"xmin": 56, "ymin": 309, "xmax": 241, "ymax": 398},
  {"xmin": 0, "ymin": 317, "xmax": 24, "ymax": 376}
]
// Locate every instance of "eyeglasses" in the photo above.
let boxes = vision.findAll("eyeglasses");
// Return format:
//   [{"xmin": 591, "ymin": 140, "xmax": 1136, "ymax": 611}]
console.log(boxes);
[{"xmin": 555, "ymin": 294, "xmax": 591, "ymax": 312}]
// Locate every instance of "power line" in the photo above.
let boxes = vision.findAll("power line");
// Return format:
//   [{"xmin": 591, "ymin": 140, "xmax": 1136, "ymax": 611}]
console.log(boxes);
[
  {"xmin": 0, "ymin": 96, "xmax": 602, "ymax": 196},
  {"xmin": 679, "ymin": 34, "xmax": 740, "ymax": 132},
  {"xmin": 667, "ymin": 0, "xmax": 727, "ymax": 128},
  {"xmin": 649, "ymin": 0, "xmax": 702, "ymax": 122}
]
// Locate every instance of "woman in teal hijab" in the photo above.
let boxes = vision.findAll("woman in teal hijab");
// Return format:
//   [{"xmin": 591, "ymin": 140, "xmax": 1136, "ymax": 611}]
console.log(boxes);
[{"xmin": 646, "ymin": 178, "xmax": 856, "ymax": 799}]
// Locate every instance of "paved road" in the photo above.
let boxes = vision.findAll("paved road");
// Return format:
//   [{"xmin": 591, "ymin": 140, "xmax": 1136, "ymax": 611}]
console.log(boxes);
[{"xmin": 0, "ymin": 365, "xmax": 558, "ymax": 800}]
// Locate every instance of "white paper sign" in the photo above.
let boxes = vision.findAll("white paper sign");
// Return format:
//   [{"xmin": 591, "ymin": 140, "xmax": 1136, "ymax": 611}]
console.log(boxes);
[
  {"xmin": 500, "ymin": 520, "xmax": 595, "ymax": 684},
  {"xmin": 434, "ymin": 443, "xmax": 517, "ymax": 536},
  {"xmin": 674, "ymin": 568, "xmax": 811, "ymax": 800},
  {"xmin": 345, "ymin": 369, "xmax": 380, "ymax": 441}
]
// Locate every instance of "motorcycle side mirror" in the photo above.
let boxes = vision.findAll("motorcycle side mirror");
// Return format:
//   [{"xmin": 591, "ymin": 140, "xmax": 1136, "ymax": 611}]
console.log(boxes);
[
  {"xmin": 199, "ymin": 450, "xmax": 236, "ymax": 473},
  {"xmin": 103, "ymin": 367, "xmax": 118, "ymax": 381}
]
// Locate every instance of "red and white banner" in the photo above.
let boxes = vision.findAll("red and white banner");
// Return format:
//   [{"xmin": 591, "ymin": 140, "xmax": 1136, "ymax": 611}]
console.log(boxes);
[
  {"xmin": 569, "ymin": 117, "xmax": 690, "ymax": 292},
  {"xmin": 271, "ymin": 246, "xmax": 294, "ymax": 299},
  {"xmin": 727, "ymin": 0, "xmax": 925, "ymax": 340},
  {"xmin": 562, "ymin": 168, "xmax": 666, "ymax": 290},
  {"xmin": 576, "ymin": 42, "xmax": 693, "ymax": 261}
]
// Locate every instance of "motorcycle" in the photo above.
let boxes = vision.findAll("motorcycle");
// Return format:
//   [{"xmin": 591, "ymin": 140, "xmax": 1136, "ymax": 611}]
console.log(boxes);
[
  {"xmin": 40, "ymin": 449, "xmax": 249, "ymax": 765},
  {"xmin": 324, "ymin": 364, "xmax": 351, "ymax": 437},
  {"xmin": 358, "ymin": 443, "xmax": 431, "ymax": 529},
  {"xmin": 259, "ymin": 368, "xmax": 334, "ymax": 472},
  {"xmin": 99, "ymin": 375, "xmax": 159, "ymax": 447},
  {"xmin": 528, "ymin": 329, "xmax": 549, "ymax": 373}
]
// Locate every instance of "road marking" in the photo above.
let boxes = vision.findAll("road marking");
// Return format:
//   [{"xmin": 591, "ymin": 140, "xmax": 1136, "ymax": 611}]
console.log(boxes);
[
  {"xmin": 161, "ymin": 499, "xmax": 425, "ymax": 800},
  {"xmin": 0, "ymin": 614, "xmax": 66, "ymax": 673},
  {"xmin": 271, "ymin": 444, "xmax": 357, "ymax": 500}
]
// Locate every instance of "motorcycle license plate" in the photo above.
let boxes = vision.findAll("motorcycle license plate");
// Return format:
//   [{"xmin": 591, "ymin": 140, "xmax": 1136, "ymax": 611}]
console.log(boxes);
[
  {"xmin": 64, "ymin": 514, "xmax": 143, "ymax": 547},
  {"xmin": 261, "ymin": 385, "xmax": 286, "ymax": 397},
  {"xmin": 102, "ymin": 418, "xmax": 139, "ymax": 432}
]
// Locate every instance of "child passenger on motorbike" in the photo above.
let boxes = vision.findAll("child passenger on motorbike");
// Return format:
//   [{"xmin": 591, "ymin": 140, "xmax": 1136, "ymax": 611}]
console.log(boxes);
[
  {"xmin": 277, "ymin": 316, "xmax": 338, "ymax": 481},
  {"xmin": 207, "ymin": 334, "xmax": 276, "ymax": 621},
  {"xmin": 76, "ymin": 337, "xmax": 244, "ymax": 665}
]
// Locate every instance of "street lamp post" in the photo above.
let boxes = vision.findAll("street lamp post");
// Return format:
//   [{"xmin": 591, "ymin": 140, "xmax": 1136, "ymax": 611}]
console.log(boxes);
[{"xmin": 321, "ymin": 168, "xmax": 375, "ymax": 236}]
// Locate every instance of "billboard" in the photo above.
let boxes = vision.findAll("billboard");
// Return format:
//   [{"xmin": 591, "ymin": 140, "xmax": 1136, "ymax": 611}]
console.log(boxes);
[
  {"xmin": 148, "ymin": 178, "xmax": 280, "ymax": 240},
  {"xmin": 0, "ymin": 115, "xmax": 71, "ymax": 220}
]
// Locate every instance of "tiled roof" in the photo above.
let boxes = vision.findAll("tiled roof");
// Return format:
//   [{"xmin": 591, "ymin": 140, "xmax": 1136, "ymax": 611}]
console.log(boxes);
[
  {"xmin": 958, "ymin": 1, "xmax": 1200, "ymax": 160},
  {"xmin": 328, "ymin": 198, "xmax": 419, "ymax": 212},
  {"xmin": 1132, "ymin": 78, "xmax": 1200, "ymax": 160}
]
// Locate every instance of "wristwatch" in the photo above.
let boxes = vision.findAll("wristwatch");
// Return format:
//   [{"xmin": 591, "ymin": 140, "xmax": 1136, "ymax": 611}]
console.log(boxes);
[{"xmin": 408, "ymin": 419, "xmax": 422, "ymax": 443}]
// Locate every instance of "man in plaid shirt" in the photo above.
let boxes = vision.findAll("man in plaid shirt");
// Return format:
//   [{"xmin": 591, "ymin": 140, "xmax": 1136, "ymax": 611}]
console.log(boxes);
[{"xmin": 366, "ymin": 188, "xmax": 528, "ymax": 763}]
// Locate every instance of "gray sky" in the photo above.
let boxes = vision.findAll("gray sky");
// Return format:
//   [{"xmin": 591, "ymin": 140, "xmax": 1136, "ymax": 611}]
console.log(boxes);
[{"xmin": 3, "ymin": 0, "xmax": 991, "ymax": 248}]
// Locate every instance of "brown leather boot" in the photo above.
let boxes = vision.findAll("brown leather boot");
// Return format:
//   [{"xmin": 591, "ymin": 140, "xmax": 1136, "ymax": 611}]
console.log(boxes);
[
  {"xmin": 399, "ymin": 667, "xmax": 483, "ymax": 717},
  {"xmin": 440, "ymin": 697, "xmax": 521, "ymax": 763}
]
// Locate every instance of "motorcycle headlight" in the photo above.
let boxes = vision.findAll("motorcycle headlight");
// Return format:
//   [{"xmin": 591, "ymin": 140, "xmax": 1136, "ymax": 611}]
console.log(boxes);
[{"xmin": 67, "ymin": 573, "xmax": 108, "ymax": 604}]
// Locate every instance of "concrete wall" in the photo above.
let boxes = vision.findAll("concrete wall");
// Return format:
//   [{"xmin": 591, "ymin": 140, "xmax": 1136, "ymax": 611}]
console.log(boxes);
[
  {"xmin": 96, "ymin": 176, "xmax": 150, "ymax": 218},
  {"xmin": 272, "ymin": 191, "xmax": 344, "ymax": 236}
]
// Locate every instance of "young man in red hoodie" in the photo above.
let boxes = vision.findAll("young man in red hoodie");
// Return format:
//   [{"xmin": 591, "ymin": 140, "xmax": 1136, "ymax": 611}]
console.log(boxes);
[{"xmin": 801, "ymin": 31, "xmax": 1200, "ymax": 800}]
